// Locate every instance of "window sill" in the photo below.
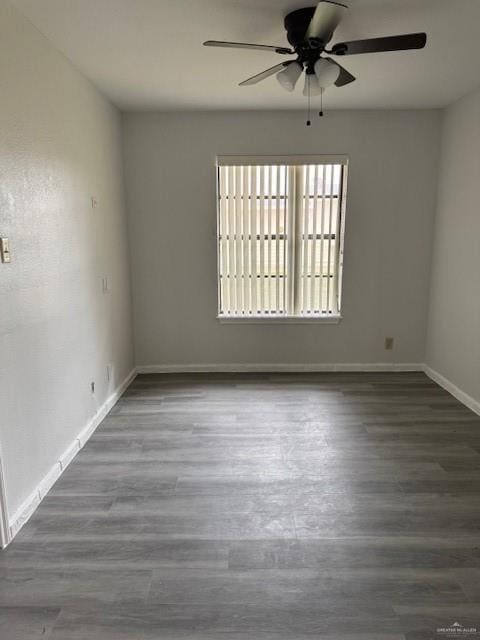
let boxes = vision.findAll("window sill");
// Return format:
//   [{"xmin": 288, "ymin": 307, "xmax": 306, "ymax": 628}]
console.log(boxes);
[{"xmin": 218, "ymin": 315, "xmax": 342, "ymax": 325}]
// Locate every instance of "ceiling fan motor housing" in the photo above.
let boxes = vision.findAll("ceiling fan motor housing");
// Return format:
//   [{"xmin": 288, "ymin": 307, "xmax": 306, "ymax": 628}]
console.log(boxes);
[
  {"xmin": 284, "ymin": 8, "xmax": 317, "ymax": 48},
  {"xmin": 284, "ymin": 7, "xmax": 332, "ymax": 69}
]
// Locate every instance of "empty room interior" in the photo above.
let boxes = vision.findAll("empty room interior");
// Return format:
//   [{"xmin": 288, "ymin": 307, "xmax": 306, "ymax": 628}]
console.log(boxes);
[{"xmin": 2, "ymin": 0, "xmax": 480, "ymax": 638}]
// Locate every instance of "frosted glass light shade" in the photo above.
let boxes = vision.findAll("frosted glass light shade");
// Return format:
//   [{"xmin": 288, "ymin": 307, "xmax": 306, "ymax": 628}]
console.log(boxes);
[
  {"xmin": 303, "ymin": 73, "xmax": 323, "ymax": 97},
  {"xmin": 276, "ymin": 62, "xmax": 303, "ymax": 92},
  {"xmin": 314, "ymin": 58, "xmax": 340, "ymax": 88}
]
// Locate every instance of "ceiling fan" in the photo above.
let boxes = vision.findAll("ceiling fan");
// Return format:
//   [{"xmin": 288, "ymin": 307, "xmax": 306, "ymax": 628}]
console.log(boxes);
[{"xmin": 204, "ymin": 1, "xmax": 426, "ymax": 123}]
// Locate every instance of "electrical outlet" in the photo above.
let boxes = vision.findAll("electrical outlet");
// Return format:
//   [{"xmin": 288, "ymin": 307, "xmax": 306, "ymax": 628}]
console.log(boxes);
[
  {"xmin": 90, "ymin": 381, "xmax": 95, "ymax": 394},
  {"xmin": 91, "ymin": 196, "xmax": 98, "ymax": 208},
  {"xmin": 385, "ymin": 337, "xmax": 394, "ymax": 351},
  {"xmin": 102, "ymin": 276, "xmax": 110, "ymax": 294}
]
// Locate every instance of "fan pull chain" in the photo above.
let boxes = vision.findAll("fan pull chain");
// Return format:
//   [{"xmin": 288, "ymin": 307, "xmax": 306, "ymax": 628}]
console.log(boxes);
[
  {"xmin": 306, "ymin": 75, "xmax": 311, "ymax": 127},
  {"xmin": 319, "ymin": 88, "xmax": 324, "ymax": 117}
]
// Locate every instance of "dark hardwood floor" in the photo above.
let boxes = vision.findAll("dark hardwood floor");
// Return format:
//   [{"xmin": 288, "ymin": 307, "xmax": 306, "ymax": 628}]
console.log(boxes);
[{"xmin": 1, "ymin": 372, "xmax": 480, "ymax": 639}]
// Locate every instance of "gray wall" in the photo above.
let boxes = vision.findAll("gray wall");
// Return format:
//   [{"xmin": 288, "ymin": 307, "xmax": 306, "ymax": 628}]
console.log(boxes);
[
  {"xmin": 426, "ymin": 86, "xmax": 480, "ymax": 404},
  {"xmin": 123, "ymin": 110, "xmax": 441, "ymax": 368},
  {"xmin": 0, "ymin": 0, "xmax": 133, "ymax": 516}
]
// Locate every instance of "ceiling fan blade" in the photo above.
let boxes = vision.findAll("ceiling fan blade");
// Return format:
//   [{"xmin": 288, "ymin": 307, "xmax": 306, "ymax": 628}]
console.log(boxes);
[
  {"xmin": 305, "ymin": 1, "xmax": 347, "ymax": 44},
  {"xmin": 203, "ymin": 40, "xmax": 293, "ymax": 55},
  {"xmin": 239, "ymin": 62, "xmax": 294, "ymax": 86},
  {"xmin": 331, "ymin": 32, "xmax": 427, "ymax": 56},
  {"xmin": 325, "ymin": 58, "xmax": 356, "ymax": 86}
]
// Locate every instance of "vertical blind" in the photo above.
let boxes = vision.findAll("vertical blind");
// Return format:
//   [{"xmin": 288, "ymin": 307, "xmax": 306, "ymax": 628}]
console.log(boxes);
[{"xmin": 217, "ymin": 156, "xmax": 348, "ymax": 318}]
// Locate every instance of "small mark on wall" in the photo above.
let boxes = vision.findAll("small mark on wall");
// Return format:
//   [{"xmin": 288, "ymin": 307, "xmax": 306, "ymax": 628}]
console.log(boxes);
[{"xmin": 385, "ymin": 337, "xmax": 394, "ymax": 350}]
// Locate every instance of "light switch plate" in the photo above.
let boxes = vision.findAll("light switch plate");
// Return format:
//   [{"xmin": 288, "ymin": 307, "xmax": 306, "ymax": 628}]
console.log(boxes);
[{"xmin": 0, "ymin": 238, "xmax": 11, "ymax": 263}]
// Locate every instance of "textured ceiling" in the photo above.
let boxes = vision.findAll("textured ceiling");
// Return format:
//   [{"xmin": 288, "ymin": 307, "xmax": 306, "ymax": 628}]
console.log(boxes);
[{"xmin": 11, "ymin": 0, "xmax": 480, "ymax": 110}]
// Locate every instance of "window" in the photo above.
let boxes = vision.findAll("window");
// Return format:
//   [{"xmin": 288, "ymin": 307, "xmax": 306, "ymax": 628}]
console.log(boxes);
[{"xmin": 216, "ymin": 155, "xmax": 348, "ymax": 321}]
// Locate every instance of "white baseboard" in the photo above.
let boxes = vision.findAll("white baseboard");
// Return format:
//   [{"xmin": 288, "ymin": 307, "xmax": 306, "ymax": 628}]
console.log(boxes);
[
  {"xmin": 137, "ymin": 363, "xmax": 424, "ymax": 374},
  {"xmin": 7, "ymin": 367, "xmax": 136, "ymax": 543},
  {"xmin": 423, "ymin": 364, "xmax": 480, "ymax": 417},
  {"xmin": 0, "ymin": 450, "xmax": 11, "ymax": 548}
]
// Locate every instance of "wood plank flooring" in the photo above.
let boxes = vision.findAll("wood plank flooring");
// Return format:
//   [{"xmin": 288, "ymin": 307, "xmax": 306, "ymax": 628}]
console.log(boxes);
[{"xmin": 1, "ymin": 372, "xmax": 480, "ymax": 639}]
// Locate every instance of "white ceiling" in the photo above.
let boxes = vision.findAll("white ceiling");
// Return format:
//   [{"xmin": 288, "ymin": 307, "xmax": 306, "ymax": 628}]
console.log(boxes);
[{"xmin": 11, "ymin": 0, "xmax": 480, "ymax": 110}]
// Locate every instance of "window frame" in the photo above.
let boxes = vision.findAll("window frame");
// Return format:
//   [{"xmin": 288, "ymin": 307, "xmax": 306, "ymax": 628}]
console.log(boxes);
[{"xmin": 215, "ymin": 155, "xmax": 348, "ymax": 324}]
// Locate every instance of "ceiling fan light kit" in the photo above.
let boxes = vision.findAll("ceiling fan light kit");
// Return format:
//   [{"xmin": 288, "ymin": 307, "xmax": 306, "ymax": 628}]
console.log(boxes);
[
  {"xmin": 303, "ymin": 73, "xmax": 322, "ymax": 98},
  {"xmin": 276, "ymin": 61, "xmax": 303, "ymax": 92},
  {"xmin": 314, "ymin": 58, "xmax": 341, "ymax": 88},
  {"xmin": 204, "ymin": 0, "xmax": 427, "ymax": 126}
]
